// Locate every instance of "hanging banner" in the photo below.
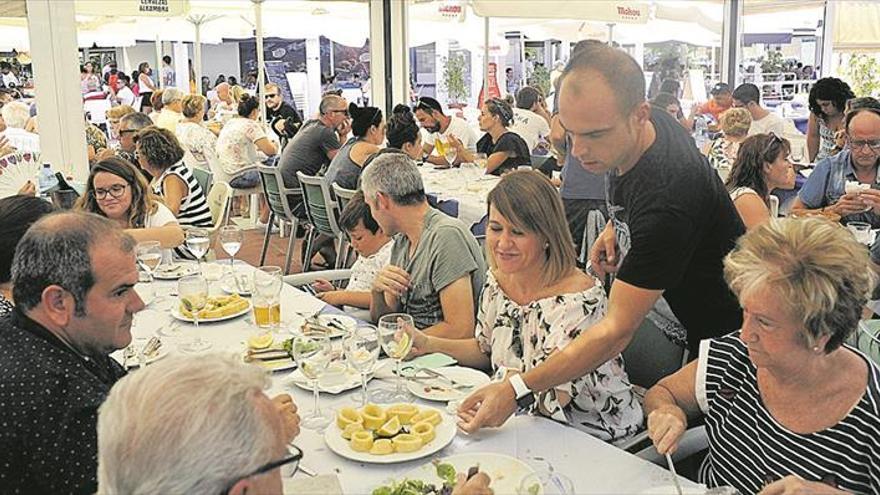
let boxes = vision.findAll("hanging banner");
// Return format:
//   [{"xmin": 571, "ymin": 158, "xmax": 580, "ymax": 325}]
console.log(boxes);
[
  {"xmin": 478, "ymin": 62, "xmax": 501, "ymax": 108},
  {"xmin": 76, "ymin": 0, "xmax": 190, "ymax": 17},
  {"xmin": 471, "ymin": 0, "xmax": 648, "ymax": 24}
]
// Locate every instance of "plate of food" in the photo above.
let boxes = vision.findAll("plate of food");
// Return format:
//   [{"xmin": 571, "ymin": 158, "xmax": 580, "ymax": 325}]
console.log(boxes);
[
  {"xmin": 407, "ymin": 366, "xmax": 491, "ymax": 402},
  {"xmin": 324, "ymin": 404, "xmax": 455, "ymax": 464},
  {"xmin": 241, "ymin": 334, "xmax": 298, "ymax": 372},
  {"xmin": 153, "ymin": 263, "xmax": 200, "ymax": 280},
  {"xmin": 374, "ymin": 453, "xmax": 538, "ymax": 495},
  {"xmin": 290, "ymin": 314, "xmax": 356, "ymax": 339},
  {"xmin": 286, "ymin": 361, "xmax": 374, "ymax": 394},
  {"xmin": 171, "ymin": 294, "xmax": 251, "ymax": 323}
]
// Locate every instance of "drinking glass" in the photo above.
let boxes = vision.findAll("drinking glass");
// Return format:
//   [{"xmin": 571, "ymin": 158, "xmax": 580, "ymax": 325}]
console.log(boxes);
[
  {"xmin": 343, "ymin": 325, "xmax": 380, "ymax": 406},
  {"xmin": 185, "ymin": 228, "xmax": 210, "ymax": 269},
  {"xmin": 200, "ymin": 262, "xmax": 224, "ymax": 296},
  {"xmin": 847, "ymin": 221, "xmax": 873, "ymax": 245},
  {"xmin": 434, "ymin": 137, "xmax": 448, "ymax": 157},
  {"xmin": 219, "ymin": 225, "xmax": 243, "ymax": 273},
  {"xmin": 178, "ymin": 275, "xmax": 212, "ymax": 353},
  {"xmin": 375, "ymin": 313, "xmax": 414, "ymax": 403},
  {"xmin": 136, "ymin": 241, "xmax": 162, "ymax": 303},
  {"xmin": 292, "ymin": 331, "xmax": 332, "ymax": 430},
  {"xmin": 790, "ymin": 145, "xmax": 804, "ymax": 164},
  {"xmin": 253, "ymin": 266, "xmax": 283, "ymax": 332},
  {"xmin": 473, "ymin": 152, "xmax": 488, "ymax": 170},
  {"xmin": 517, "ymin": 470, "xmax": 575, "ymax": 495},
  {"xmin": 444, "ymin": 147, "xmax": 458, "ymax": 167}
]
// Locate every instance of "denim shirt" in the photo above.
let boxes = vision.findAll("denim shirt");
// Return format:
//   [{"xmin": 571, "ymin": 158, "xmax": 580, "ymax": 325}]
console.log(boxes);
[{"xmin": 798, "ymin": 149, "xmax": 880, "ymax": 226}]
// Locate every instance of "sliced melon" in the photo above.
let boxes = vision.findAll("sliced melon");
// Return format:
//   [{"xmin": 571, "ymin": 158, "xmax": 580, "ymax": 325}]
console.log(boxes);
[
  {"xmin": 342, "ymin": 422, "xmax": 365, "ymax": 440},
  {"xmin": 336, "ymin": 407, "xmax": 363, "ymax": 430},
  {"xmin": 410, "ymin": 409, "xmax": 442, "ymax": 426},
  {"xmin": 376, "ymin": 416, "xmax": 401, "ymax": 437}
]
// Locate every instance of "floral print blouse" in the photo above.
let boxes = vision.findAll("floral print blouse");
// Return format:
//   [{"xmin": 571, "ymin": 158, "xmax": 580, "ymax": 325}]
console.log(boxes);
[
  {"xmin": 706, "ymin": 137, "xmax": 739, "ymax": 170},
  {"xmin": 475, "ymin": 271, "xmax": 643, "ymax": 443},
  {"xmin": 176, "ymin": 122, "xmax": 218, "ymax": 171}
]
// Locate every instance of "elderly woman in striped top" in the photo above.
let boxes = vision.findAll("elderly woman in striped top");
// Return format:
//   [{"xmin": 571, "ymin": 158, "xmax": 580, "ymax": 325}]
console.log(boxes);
[
  {"xmin": 646, "ymin": 218, "xmax": 880, "ymax": 494},
  {"xmin": 135, "ymin": 126, "xmax": 213, "ymax": 258}
]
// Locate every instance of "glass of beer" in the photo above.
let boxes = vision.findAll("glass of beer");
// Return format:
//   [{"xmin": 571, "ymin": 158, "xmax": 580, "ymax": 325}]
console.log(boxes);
[
  {"xmin": 434, "ymin": 137, "xmax": 448, "ymax": 157},
  {"xmin": 253, "ymin": 266, "xmax": 282, "ymax": 331}
]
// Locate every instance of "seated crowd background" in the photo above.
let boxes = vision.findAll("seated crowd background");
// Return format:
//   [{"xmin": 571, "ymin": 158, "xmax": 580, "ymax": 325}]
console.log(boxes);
[{"xmin": 1, "ymin": 40, "xmax": 880, "ymax": 495}]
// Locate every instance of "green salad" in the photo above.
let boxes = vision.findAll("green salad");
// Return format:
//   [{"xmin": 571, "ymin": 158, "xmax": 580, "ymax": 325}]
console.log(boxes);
[{"xmin": 371, "ymin": 462, "xmax": 466, "ymax": 495}]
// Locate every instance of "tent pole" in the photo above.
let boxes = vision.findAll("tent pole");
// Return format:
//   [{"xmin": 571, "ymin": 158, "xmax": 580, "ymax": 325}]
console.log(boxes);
[
  {"xmin": 253, "ymin": 0, "xmax": 266, "ymax": 124},
  {"xmin": 483, "ymin": 16, "xmax": 489, "ymax": 105},
  {"xmin": 193, "ymin": 18, "xmax": 203, "ymax": 95},
  {"xmin": 155, "ymin": 34, "xmax": 163, "ymax": 89}
]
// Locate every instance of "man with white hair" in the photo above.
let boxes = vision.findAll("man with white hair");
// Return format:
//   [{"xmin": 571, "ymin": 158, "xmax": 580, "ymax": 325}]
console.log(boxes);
[
  {"xmin": 362, "ymin": 153, "xmax": 486, "ymax": 338},
  {"xmin": 97, "ymin": 354, "xmax": 301, "ymax": 495},
  {"xmin": 155, "ymin": 87, "xmax": 184, "ymax": 133},
  {"xmin": 1, "ymin": 100, "xmax": 39, "ymax": 152}
]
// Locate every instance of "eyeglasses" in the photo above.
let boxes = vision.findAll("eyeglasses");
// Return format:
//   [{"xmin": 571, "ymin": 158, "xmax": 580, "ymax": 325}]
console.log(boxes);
[
  {"xmin": 93, "ymin": 183, "xmax": 128, "ymax": 200},
  {"xmin": 848, "ymin": 137, "xmax": 880, "ymax": 153},
  {"xmin": 330, "ymin": 109, "xmax": 349, "ymax": 116},
  {"xmin": 223, "ymin": 445, "xmax": 302, "ymax": 494},
  {"xmin": 265, "ymin": 93, "xmax": 279, "ymax": 99},
  {"xmin": 118, "ymin": 129, "xmax": 137, "ymax": 135},
  {"xmin": 761, "ymin": 132, "xmax": 785, "ymax": 158}
]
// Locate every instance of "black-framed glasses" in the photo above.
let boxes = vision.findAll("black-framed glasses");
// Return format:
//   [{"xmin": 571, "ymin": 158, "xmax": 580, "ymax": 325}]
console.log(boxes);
[
  {"xmin": 223, "ymin": 445, "xmax": 303, "ymax": 494},
  {"xmin": 329, "ymin": 109, "xmax": 349, "ymax": 116},
  {"xmin": 265, "ymin": 93, "xmax": 279, "ymax": 99},
  {"xmin": 93, "ymin": 183, "xmax": 128, "ymax": 200},
  {"xmin": 848, "ymin": 136, "xmax": 880, "ymax": 153},
  {"xmin": 118, "ymin": 129, "xmax": 137, "ymax": 135}
]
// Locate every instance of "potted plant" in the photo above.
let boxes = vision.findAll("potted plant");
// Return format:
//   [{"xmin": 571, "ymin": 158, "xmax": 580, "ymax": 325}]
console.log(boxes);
[
  {"xmin": 442, "ymin": 52, "xmax": 470, "ymax": 109},
  {"xmin": 843, "ymin": 54, "xmax": 880, "ymax": 98}
]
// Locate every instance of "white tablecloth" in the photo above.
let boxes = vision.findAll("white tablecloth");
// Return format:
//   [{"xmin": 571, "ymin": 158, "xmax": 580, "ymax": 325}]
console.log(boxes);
[
  {"xmin": 130, "ymin": 262, "xmax": 700, "ymax": 494},
  {"xmin": 419, "ymin": 166, "xmax": 500, "ymax": 227}
]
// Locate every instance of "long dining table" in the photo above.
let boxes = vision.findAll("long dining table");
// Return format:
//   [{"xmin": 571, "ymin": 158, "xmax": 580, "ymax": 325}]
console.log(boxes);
[{"xmin": 127, "ymin": 261, "xmax": 702, "ymax": 494}]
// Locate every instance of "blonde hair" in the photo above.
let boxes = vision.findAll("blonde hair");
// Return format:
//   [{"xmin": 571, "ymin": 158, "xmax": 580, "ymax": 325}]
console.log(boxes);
[
  {"xmin": 181, "ymin": 94, "xmax": 207, "ymax": 119},
  {"xmin": 106, "ymin": 105, "xmax": 135, "ymax": 121},
  {"xmin": 230, "ymin": 85, "xmax": 247, "ymax": 104},
  {"xmin": 486, "ymin": 170, "xmax": 577, "ymax": 286},
  {"xmin": 724, "ymin": 218, "xmax": 876, "ymax": 353},
  {"xmin": 719, "ymin": 107, "xmax": 751, "ymax": 137}
]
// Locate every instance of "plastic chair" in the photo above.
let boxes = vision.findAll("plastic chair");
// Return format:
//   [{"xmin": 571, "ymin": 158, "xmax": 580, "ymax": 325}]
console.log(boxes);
[
  {"xmin": 258, "ymin": 165, "xmax": 303, "ymax": 274},
  {"xmin": 331, "ymin": 183, "xmax": 356, "ymax": 214},
  {"xmin": 192, "ymin": 168, "xmax": 213, "ymax": 199},
  {"xmin": 205, "ymin": 180, "xmax": 232, "ymax": 232},
  {"xmin": 297, "ymin": 171, "xmax": 348, "ymax": 272}
]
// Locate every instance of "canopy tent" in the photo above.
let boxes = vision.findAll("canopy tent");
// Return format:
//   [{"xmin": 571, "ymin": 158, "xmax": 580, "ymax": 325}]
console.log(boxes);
[{"xmin": 833, "ymin": 1, "xmax": 880, "ymax": 52}]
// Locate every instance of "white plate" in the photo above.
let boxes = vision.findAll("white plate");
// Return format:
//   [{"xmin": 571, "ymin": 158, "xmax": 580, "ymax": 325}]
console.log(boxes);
[
  {"xmin": 153, "ymin": 263, "xmax": 199, "ymax": 280},
  {"xmin": 393, "ymin": 453, "xmax": 537, "ymax": 495},
  {"xmin": 407, "ymin": 366, "xmax": 491, "ymax": 402},
  {"xmin": 638, "ymin": 486, "xmax": 706, "ymax": 495},
  {"xmin": 286, "ymin": 362, "xmax": 373, "ymax": 394},
  {"xmin": 248, "ymin": 355, "xmax": 298, "ymax": 372},
  {"xmin": 171, "ymin": 299, "xmax": 252, "ymax": 323},
  {"xmin": 141, "ymin": 344, "xmax": 169, "ymax": 365},
  {"xmin": 290, "ymin": 314, "xmax": 356, "ymax": 339},
  {"xmin": 221, "ymin": 276, "xmax": 254, "ymax": 296},
  {"xmin": 324, "ymin": 406, "xmax": 456, "ymax": 464}
]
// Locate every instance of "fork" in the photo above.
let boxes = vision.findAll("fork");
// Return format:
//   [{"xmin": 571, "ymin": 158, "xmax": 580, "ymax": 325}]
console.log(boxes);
[{"xmin": 411, "ymin": 368, "xmax": 473, "ymax": 390}]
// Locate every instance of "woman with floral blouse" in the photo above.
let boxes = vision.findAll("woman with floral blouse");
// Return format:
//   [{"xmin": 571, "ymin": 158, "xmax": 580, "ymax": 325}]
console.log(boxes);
[{"xmin": 407, "ymin": 170, "xmax": 642, "ymax": 443}]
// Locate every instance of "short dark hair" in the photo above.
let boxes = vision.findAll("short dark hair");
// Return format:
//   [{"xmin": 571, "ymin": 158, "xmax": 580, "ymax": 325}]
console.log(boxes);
[
  {"xmin": 808, "ymin": 77, "xmax": 854, "ymax": 120},
  {"xmin": 12, "ymin": 212, "xmax": 136, "ymax": 315},
  {"xmin": 515, "ymin": 86, "xmax": 542, "ymax": 110},
  {"xmin": 732, "ymin": 83, "xmax": 761, "ymax": 105},
  {"xmin": 0, "ymin": 195, "xmax": 55, "ymax": 284},
  {"xmin": 413, "ymin": 96, "xmax": 443, "ymax": 115},
  {"xmin": 339, "ymin": 191, "xmax": 380, "ymax": 234},
  {"xmin": 134, "ymin": 126, "xmax": 185, "ymax": 169},
  {"xmin": 162, "ymin": 55, "xmax": 172, "ymax": 65},
  {"xmin": 349, "ymin": 103, "xmax": 383, "ymax": 138},
  {"xmin": 559, "ymin": 43, "xmax": 645, "ymax": 116}
]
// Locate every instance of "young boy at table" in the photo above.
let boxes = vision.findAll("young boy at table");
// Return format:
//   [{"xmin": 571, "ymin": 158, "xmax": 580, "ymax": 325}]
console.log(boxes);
[{"xmin": 311, "ymin": 191, "xmax": 392, "ymax": 309}]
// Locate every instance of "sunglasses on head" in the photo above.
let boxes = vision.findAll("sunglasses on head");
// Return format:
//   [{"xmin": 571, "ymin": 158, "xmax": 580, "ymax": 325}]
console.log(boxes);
[
  {"xmin": 413, "ymin": 98, "xmax": 439, "ymax": 113},
  {"xmin": 761, "ymin": 132, "xmax": 785, "ymax": 159}
]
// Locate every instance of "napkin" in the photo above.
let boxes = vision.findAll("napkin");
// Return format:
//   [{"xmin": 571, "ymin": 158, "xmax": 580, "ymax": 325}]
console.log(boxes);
[{"xmin": 283, "ymin": 475, "xmax": 342, "ymax": 495}]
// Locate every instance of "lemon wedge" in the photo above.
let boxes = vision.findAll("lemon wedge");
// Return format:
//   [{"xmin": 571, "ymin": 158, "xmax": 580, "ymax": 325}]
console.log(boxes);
[
  {"xmin": 369, "ymin": 438, "xmax": 394, "ymax": 455},
  {"xmin": 336, "ymin": 407, "xmax": 363, "ymax": 430},
  {"xmin": 376, "ymin": 416, "xmax": 401, "ymax": 437},
  {"xmin": 411, "ymin": 409, "xmax": 442, "ymax": 426},
  {"xmin": 247, "ymin": 333, "xmax": 274, "ymax": 350},
  {"xmin": 342, "ymin": 422, "xmax": 365, "ymax": 440},
  {"xmin": 392, "ymin": 433, "xmax": 423, "ymax": 453},
  {"xmin": 387, "ymin": 404, "xmax": 420, "ymax": 425},
  {"xmin": 361, "ymin": 404, "xmax": 387, "ymax": 430}
]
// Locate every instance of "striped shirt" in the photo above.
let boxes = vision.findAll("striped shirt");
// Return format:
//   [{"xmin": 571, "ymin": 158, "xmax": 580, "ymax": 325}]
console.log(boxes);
[
  {"xmin": 152, "ymin": 160, "xmax": 213, "ymax": 259},
  {"xmin": 696, "ymin": 333, "xmax": 880, "ymax": 493}
]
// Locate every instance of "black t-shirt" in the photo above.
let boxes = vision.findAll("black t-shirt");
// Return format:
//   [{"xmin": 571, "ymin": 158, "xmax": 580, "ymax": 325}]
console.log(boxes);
[
  {"xmin": 476, "ymin": 131, "xmax": 531, "ymax": 176},
  {"xmin": 267, "ymin": 101, "xmax": 303, "ymax": 139},
  {"xmin": 608, "ymin": 108, "xmax": 744, "ymax": 353}
]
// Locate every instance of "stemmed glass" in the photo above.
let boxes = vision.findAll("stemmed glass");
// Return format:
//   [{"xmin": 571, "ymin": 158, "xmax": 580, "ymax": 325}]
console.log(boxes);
[
  {"xmin": 219, "ymin": 225, "xmax": 243, "ymax": 274},
  {"xmin": 178, "ymin": 275, "xmax": 213, "ymax": 353},
  {"xmin": 375, "ymin": 313, "xmax": 415, "ymax": 403},
  {"xmin": 343, "ymin": 325, "xmax": 380, "ymax": 406},
  {"xmin": 136, "ymin": 241, "xmax": 162, "ymax": 302},
  {"xmin": 200, "ymin": 262, "xmax": 224, "ymax": 296},
  {"xmin": 185, "ymin": 228, "xmax": 210, "ymax": 269},
  {"xmin": 444, "ymin": 147, "xmax": 458, "ymax": 168},
  {"xmin": 292, "ymin": 331, "xmax": 333, "ymax": 430}
]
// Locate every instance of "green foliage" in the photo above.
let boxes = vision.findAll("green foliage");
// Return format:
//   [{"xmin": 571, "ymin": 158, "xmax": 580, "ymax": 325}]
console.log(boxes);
[
  {"xmin": 528, "ymin": 63, "xmax": 551, "ymax": 99},
  {"xmin": 442, "ymin": 52, "xmax": 469, "ymax": 105},
  {"xmin": 843, "ymin": 54, "xmax": 880, "ymax": 97},
  {"xmin": 760, "ymin": 50, "xmax": 785, "ymax": 74}
]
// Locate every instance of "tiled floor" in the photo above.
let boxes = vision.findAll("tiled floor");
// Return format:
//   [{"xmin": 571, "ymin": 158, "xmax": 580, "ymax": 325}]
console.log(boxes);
[{"xmin": 214, "ymin": 226, "xmax": 310, "ymax": 274}]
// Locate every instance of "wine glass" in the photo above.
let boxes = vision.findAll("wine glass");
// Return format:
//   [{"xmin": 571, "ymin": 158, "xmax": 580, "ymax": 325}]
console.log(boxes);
[
  {"xmin": 292, "ymin": 331, "xmax": 333, "ymax": 431},
  {"xmin": 178, "ymin": 275, "xmax": 212, "ymax": 354},
  {"xmin": 200, "ymin": 262, "xmax": 224, "ymax": 296},
  {"xmin": 343, "ymin": 325, "xmax": 380, "ymax": 406},
  {"xmin": 375, "ymin": 313, "xmax": 414, "ymax": 403},
  {"xmin": 185, "ymin": 228, "xmax": 210, "ymax": 269},
  {"xmin": 136, "ymin": 241, "xmax": 162, "ymax": 304},
  {"xmin": 790, "ymin": 144, "xmax": 804, "ymax": 164},
  {"xmin": 219, "ymin": 225, "xmax": 243, "ymax": 274},
  {"xmin": 444, "ymin": 147, "xmax": 458, "ymax": 168}
]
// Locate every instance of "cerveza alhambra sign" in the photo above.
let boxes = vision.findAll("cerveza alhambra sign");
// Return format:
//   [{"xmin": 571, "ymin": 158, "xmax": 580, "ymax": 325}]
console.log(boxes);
[{"xmin": 75, "ymin": 0, "xmax": 190, "ymax": 18}]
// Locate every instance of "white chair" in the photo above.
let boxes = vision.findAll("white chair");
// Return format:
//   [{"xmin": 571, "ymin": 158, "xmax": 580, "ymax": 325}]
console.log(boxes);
[
  {"xmin": 205, "ymin": 180, "xmax": 232, "ymax": 232},
  {"xmin": 83, "ymin": 98, "xmax": 112, "ymax": 126},
  {"xmin": 211, "ymin": 159, "xmax": 262, "ymax": 226}
]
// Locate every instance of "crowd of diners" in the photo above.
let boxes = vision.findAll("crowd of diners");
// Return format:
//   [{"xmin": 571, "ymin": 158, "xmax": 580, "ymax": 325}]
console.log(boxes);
[{"xmin": 1, "ymin": 40, "xmax": 879, "ymax": 495}]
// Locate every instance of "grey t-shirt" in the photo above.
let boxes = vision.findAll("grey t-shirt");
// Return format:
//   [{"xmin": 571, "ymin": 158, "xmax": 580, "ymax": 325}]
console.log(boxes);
[
  {"xmin": 391, "ymin": 208, "xmax": 487, "ymax": 329},
  {"xmin": 279, "ymin": 119, "xmax": 341, "ymax": 187}
]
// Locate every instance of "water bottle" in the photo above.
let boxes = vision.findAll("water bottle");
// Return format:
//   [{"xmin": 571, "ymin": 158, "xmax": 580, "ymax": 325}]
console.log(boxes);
[
  {"xmin": 694, "ymin": 115, "xmax": 708, "ymax": 149},
  {"xmin": 38, "ymin": 163, "xmax": 57, "ymax": 192}
]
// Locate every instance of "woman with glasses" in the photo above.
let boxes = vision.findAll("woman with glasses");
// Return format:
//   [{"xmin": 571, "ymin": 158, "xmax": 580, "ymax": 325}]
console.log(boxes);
[
  {"xmin": 454, "ymin": 98, "xmax": 530, "ymax": 176},
  {"xmin": 324, "ymin": 103, "xmax": 384, "ymax": 190},
  {"xmin": 724, "ymin": 133, "xmax": 796, "ymax": 230},
  {"xmin": 807, "ymin": 77, "xmax": 854, "ymax": 162},
  {"xmin": 175, "ymin": 94, "xmax": 218, "ymax": 172},
  {"xmin": 76, "ymin": 157, "xmax": 184, "ymax": 249}
]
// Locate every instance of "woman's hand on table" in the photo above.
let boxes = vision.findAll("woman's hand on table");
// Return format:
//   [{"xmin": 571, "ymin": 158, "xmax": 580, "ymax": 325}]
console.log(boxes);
[
  {"xmin": 372, "ymin": 266, "xmax": 411, "ymax": 297},
  {"xmin": 758, "ymin": 476, "xmax": 849, "ymax": 495},
  {"xmin": 271, "ymin": 394, "xmax": 301, "ymax": 442},
  {"xmin": 456, "ymin": 380, "xmax": 517, "ymax": 434},
  {"xmin": 451, "ymin": 470, "xmax": 493, "ymax": 495},
  {"xmin": 311, "ymin": 278, "xmax": 335, "ymax": 293},
  {"xmin": 646, "ymin": 405, "xmax": 687, "ymax": 455}
]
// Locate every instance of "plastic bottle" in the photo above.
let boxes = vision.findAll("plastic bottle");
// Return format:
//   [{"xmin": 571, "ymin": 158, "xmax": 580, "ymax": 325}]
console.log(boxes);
[
  {"xmin": 38, "ymin": 163, "xmax": 57, "ymax": 192},
  {"xmin": 693, "ymin": 115, "xmax": 708, "ymax": 150}
]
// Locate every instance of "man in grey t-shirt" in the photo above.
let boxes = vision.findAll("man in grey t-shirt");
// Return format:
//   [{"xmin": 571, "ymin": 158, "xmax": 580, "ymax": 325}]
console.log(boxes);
[
  {"xmin": 361, "ymin": 153, "xmax": 486, "ymax": 338},
  {"xmin": 279, "ymin": 94, "xmax": 350, "ymax": 189}
]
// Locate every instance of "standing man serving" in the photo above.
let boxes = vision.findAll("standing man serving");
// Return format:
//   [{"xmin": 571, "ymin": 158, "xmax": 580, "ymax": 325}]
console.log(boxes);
[
  {"xmin": 265, "ymin": 82, "xmax": 302, "ymax": 143},
  {"xmin": 458, "ymin": 44, "xmax": 745, "ymax": 433}
]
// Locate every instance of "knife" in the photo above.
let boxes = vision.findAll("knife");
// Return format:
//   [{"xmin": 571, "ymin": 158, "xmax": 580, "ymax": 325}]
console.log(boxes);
[{"xmin": 666, "ymin": 453, "xmax": 683, "ymax": 495}]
